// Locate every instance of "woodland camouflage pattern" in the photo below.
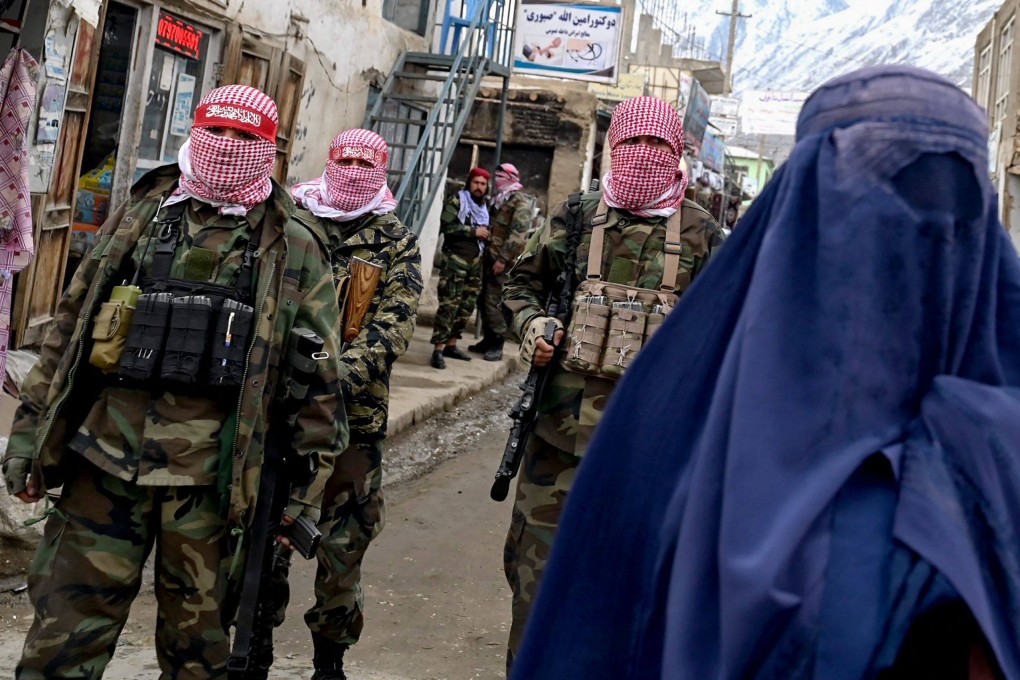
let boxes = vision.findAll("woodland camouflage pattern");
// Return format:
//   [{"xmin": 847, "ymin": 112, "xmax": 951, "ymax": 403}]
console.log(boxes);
[
  {"xmin": 431, "ymin": 192, "xmax": 484, "ymax": 345},
  {"xmin": 501, "ymin": 191, "xmax": 726, "ymax": 659},
  {"xmin": 17, "ymin": 461, "xmax": 230, "ymax": 680},
  {"xmin": 487, "ymin": 191, "xmax": 534, "ymax": 265},
  {"xmin": 480, "ymin": 191, "xmax": 535, "ymax": 337},
  {"xmin": 298, "ymin": 210, "xmax": 421, "ymax": 645},
  {"xmin": 4, "ymin": 165, "xmax": 348, "ymax": 677}
]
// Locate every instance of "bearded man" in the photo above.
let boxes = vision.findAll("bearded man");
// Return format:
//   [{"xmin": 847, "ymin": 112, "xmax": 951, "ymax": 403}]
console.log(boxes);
[
  {"xmin": 469, "ymin": 163, "xmax": 535, "ymax": 361},
  {"xmin": 1, "ymin": 84, "xmax": 347, "ymax": 679},
  {"xmin": 429, "ymin": 167, "xmax": 491, "ymax": 369},
  {"xmin": 499, "ymin": 95, "xmax": 727, "ymax": 669}
]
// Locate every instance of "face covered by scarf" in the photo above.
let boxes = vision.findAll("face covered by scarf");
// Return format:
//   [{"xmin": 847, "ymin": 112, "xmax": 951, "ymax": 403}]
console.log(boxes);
[
  {"xmin": 603, "ymin": 96, "xmax": 688, "ymax": 218},
  {"xmin": 291, "ymin": 128, "xmax": 396, "ymax": 222},
  {"xmin": 175, "ymin": 84, "xmax": 279, "ymax": 215},
  {"xmin": 493, "ymin": 163, "xmax": 524, "ymax": 208}
]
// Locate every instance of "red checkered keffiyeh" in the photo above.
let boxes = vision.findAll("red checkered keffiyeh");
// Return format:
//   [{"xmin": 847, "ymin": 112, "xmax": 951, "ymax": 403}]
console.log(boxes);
[
  {"xmin": 291, "ymin": 129, "xmax": 397, "ymax": 222},
  {"xmin": 175, "ymin": 85, "xmax": 279, "ymax": 215},
  {"xmin": 603, "ymin": 96, "xmax": 688, "ymax": 218},
  {"xmin": 493, "ymin": 163, "xmax": 523, "ymax": 208}
]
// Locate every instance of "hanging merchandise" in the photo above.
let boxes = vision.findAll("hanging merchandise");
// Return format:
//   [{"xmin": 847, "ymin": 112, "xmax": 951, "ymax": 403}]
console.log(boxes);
[{"xmin": 0, "ymin": 48, "xmax": 40, "ymax": 388}]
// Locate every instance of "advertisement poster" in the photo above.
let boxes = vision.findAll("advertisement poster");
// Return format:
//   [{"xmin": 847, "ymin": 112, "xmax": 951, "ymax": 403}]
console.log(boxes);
[
  {"xmin": 709, "ymin": 96, "xmax": 740, "ymax": 138},
  {"xmin": 682, "ymin": 77, "xmax": 711, "ymax": 154},
  {"xmin": 36, "ymin": 83, "xmax": 66, "ymax": 144},
  {"xmin": 513, "ymin": 2, "xmax": 624, "ymax": 84},
  {"xmin": 169, "ymin": 73, "xmax": 196, "ymax": 137},
  {"xmin": 700, "ymin": 131, "xmax": 726, "ymax": 172},
  {"xmin": 739, "ymin": 90, "xmax": 809, "ymax": 136}
]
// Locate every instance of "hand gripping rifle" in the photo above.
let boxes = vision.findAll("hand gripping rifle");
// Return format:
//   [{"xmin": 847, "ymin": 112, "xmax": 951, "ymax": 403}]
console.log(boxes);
[
  {"xmin": 490, "ymin": 189, "xmax": 587, "ymax": 502},
  {"xmin": 228, "ymin": 328, "xmax": 328, "ymax": 677}
]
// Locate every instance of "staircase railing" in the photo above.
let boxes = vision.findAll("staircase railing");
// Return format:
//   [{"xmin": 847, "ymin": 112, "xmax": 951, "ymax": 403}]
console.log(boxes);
[{"xmin": 366, "ymin": 0, "xmax": 517, "ymax": 233}]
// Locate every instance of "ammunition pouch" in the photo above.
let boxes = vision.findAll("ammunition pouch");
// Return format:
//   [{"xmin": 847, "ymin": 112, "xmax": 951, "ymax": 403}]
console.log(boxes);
[
  {"xmin": 561, "ymin": 280, "xmax": 676, "ymax": 379},
  {"xmin": 99, "ymin": 196, "xmax": 262, "ymax": 390},
  {"xmin": 560, "ymin": 198, "xmax": 683, "ymax": 381},
  {"xmin": 89, "ymin": 299, "xmax": 135, "ymax": 373}
]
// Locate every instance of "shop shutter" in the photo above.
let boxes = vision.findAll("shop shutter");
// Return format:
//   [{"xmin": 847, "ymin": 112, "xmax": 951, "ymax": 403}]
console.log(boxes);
[{"xmin": 13, "ymin": 9, "xmax": 105, "ymax": 348}]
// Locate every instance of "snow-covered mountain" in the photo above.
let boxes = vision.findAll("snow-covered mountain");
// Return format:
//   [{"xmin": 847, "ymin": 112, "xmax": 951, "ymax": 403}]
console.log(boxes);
[{"xmin": 661, "ymin": 0, "xmax": 1001, "ymax": 93}]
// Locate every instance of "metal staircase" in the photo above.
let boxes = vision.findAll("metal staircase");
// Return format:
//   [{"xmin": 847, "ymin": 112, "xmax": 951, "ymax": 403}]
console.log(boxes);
[{"xmin": 365, "ymin": 0, "xmax": 516, "ymax": 235}]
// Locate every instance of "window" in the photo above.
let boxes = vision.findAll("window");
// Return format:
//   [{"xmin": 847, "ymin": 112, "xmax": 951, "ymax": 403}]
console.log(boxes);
[
  {"xmin": 977, "ymin": 44, "xmax": 992, "ymax": 110},
  {"xmin": 383, "ymin": 0, "xmax": 429, "ymax": 36},
  {"xmin": 995, "ymin": 16, "xmax": 1014, "ymax": 122},
  {"xmin": 134, "ymin": 12, "xmax": 215, "ymax": 181}
]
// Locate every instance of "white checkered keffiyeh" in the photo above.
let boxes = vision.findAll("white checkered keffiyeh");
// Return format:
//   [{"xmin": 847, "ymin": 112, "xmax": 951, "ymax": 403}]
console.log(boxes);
[
  {"xmin": 291, "ymin": 129, "xmax": 397, "ymax": 222},
  {"xmin": 603, "ymin": 96, "xmax": 688, "ymax": 218},
  {"xmin": 174, "ymin": 85, "xmax": 279, "ymax": 215}
]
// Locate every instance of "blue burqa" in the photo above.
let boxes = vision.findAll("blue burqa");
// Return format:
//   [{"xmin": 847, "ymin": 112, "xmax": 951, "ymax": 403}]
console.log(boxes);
[{"xmin": 511, "ymin": 66, "xmax": 1020, "ymax": 679}]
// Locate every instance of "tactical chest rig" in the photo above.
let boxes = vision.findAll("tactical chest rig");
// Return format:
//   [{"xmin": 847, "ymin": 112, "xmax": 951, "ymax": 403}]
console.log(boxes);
[
  {"xmin": 561, "ymin": 198, "xmax": 683, "ymax": 380},
  {"xmin": 90, "ymin": 199, "xmax": 260, "ymax": 389}
]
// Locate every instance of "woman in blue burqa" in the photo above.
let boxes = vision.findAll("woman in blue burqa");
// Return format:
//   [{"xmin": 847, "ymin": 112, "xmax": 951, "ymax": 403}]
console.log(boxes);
[{"xmin": 511, "ymin": 65, "xmax": 1020, "ymax": 679}]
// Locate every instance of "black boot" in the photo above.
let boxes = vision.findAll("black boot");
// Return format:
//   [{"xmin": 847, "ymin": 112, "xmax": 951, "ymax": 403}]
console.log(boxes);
[
  {"xmin": 468, "ymin": 332, "xmax": 494, "ymax": 354},
  {"xmin": 430, "ymin": 350, "xmax": 446, "ymax": 369},
  {"xmin": 442, "ymin": 345, "xmax": 473, "ymax": 361},
  {"xmin": 483, "ymin": 336, "xmax": 504, "ymax": 361},
  {"xmin": 311, "ymin": 633, "xmax": 349, "ymax": 680}
]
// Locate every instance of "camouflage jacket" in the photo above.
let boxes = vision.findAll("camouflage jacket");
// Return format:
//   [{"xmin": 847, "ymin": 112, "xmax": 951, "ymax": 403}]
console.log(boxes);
[
  {"xmin": 487, "ymin": 191, "xmax": 535, "ymax": 264},
  {"xmin": 503, "ymin": 191, "xmax": 726, "ymax": 456},
  {"xmin": 4, "ymin": 165, "xmax": 348, "ymax": 528},
  {"xmin": 440, "ymin": 193, "xmax": 487, "ymax": 260},
  {"xmin": 301, "ymin": 210, "xmax": 423, "ymax": 439}
]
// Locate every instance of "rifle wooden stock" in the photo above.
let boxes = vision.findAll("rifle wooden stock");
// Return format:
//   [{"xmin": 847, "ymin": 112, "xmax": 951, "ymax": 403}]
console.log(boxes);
[{"xmin": 342, "ymin": 257, "xmax": 383, "ymax": 343}]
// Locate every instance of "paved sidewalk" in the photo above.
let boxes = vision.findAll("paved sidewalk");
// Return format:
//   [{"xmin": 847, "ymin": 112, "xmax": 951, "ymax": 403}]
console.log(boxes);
[{"xmin": 388, "ymin": 322, "xmax": 523, "ymax": 436}]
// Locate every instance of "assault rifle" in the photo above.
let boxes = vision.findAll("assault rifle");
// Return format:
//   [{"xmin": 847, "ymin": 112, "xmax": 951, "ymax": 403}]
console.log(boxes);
[
  {"xmin": 227, "ymin": 328, "xmax": 327, "ymax": 678},
  {"xmin": 490, "ymin": 187, "xmax": 588, "ymax": 502}
]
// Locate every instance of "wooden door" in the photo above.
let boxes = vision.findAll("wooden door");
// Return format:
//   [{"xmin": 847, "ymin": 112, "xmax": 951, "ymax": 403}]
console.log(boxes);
[
  {"xmin": 272, "ymin": 54, "xmax": 305, "ymax": 183},
  {"xmin": 221, "ymin": 26, "xmax": 277, "ymax": 93},
  {"xmin": 13, "ymin": 9, "xmax": 105, "ymax": 347},
  {"xmin": 221, "ymin": 27, "xmax": 305, "ymax": 183}
]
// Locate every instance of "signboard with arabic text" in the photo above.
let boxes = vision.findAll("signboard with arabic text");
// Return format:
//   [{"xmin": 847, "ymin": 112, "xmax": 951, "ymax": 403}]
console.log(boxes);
[
  {"xmin": 513, "ymin": 2, "xmax": 624, "ymax": 84},
  {"xmin": 588, "ymin": 72, "xmax": 646, "ymax": 101},
  {"xmin": 682, "ymin": 77, "xmax": 711, "ymax": 154},
  {"xmin": 739, "ymin": 90, "xmax": 809, "ymax": 136}
]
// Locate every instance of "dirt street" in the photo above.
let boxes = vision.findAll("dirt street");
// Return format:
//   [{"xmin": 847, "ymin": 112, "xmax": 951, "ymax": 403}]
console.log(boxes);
[{"xmin": 0, "ymin": 378, "xmax": 525, "ymax": 679}]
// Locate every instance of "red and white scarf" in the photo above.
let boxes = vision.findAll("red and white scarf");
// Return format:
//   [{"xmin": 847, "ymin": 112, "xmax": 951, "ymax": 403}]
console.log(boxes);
[
  {"xmin": 603, "ymin": 96, "xmax": 688, "ymax": 218},
  {"xmin": 291, "ymin": 129, "xmax": 396, "ymax": 222},
  {"xmin": 493, "ymin": 163, "xmax": 523, "ymax": 209},
  {"xmin": 173, "ymin": 85, "xmax": 279, "ymax": 215}
]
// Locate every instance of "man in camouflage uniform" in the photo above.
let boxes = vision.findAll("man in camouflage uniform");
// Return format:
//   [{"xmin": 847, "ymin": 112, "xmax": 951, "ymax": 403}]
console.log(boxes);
[
  {"xmin": 429, "ymin": 167, "xmax": 490, "ymax": 369},
  {"xmin": 468, "ymin": 163, "xmax": 535, "ymax": 361},
  {"xmin": 501, "ymin": 96, "xmax": 726, "ymax": 668},
  {"xmin": 253, "ymin": 129, "xmax": 421, "ymax": 680},
  {"xmin": 0, "ymin": 85, "xmax": 347, "ymax": 680}
]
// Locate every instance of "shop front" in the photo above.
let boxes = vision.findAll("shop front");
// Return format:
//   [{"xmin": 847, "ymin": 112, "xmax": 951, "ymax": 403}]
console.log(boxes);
[
  {"xmin": 13, "ymin": 0, "xmax": 305, "ymax": 351},
  {"xmin": 71, "ymin": 3, "xmax": 222, "ymax": 278}
]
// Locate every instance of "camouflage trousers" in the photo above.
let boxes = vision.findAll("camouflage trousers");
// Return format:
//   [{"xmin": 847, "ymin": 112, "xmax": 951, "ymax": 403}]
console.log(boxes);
[
  {"xmin": 479, "ymin": 251, "xmax": 508, "ymax": 338},
  {"xmin": 429, "ymin": 250, "xmax": 481, "ymax": 345},
  {"xmin": 503, "ymin": 433, "xmax": 578, "ymax": 666},
  {"xmin": 17, "ymin": 457, "xmax": 230, "ymax": 680},
  {"xmin": 269, "ymin": 438, "xmax": 385, "ymax": 648}
]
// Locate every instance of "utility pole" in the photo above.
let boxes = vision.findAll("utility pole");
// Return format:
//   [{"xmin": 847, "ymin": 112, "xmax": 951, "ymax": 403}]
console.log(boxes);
[{"xmin": 716, "ymin": 0, "xmax": 751, "ymax": 95}]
